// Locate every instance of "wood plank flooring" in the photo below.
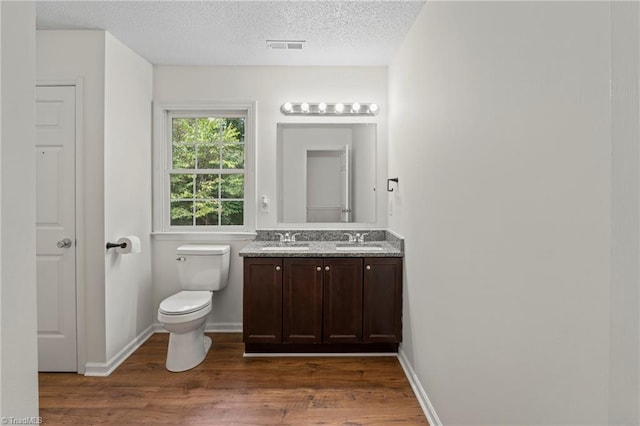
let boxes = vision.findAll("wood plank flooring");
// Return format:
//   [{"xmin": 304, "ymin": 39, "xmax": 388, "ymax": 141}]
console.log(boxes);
[{"xmin": 39, "ymin": 333, "xmax": 428, "ymax": 425}]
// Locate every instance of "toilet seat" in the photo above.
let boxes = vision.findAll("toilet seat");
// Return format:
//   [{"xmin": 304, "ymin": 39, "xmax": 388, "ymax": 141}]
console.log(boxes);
[{"xmin": 159, "ymin": 290, "xmax": 211, "ymax": 315}]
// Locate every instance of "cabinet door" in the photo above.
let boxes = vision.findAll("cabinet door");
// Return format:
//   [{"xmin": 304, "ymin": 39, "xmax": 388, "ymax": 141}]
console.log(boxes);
[
  {"xmin": 363, "ymin": 257, "xmax": 402, "ymax": 343},
  {"xmin": 323, "ymin": 258, "xmax": 363, "ymax": 343},
  {"xmin": 243, "ymin": 258, "xmax": 283, "ymax": 343},
  {"xmin": 283, "ymin": 258, "xmax": 323, "ymax": 344}
]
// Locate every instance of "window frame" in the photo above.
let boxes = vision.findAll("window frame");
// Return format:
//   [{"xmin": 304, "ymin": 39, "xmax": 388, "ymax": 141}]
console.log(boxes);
[{"xmin": 153, "ymin": 101, "xmax": 256, "ymax": 234}]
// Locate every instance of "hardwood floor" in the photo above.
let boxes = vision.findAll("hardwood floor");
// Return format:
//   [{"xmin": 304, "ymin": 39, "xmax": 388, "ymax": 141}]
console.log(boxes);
[{"xmin": 39, "ymin": 333, "xmax": 428, "ymax": 425}]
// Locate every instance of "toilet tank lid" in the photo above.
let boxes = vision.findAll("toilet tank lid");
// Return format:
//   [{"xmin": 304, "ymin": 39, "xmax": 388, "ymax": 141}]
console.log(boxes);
[{"xmin": 177, "ymin": 244, "xmax": 230, "ymax": 255}]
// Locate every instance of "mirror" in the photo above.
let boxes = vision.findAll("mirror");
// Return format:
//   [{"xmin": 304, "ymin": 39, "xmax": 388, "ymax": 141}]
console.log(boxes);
[{"xmin": 277, "ymin": 123, "xmax": 377, "ymax": 223}]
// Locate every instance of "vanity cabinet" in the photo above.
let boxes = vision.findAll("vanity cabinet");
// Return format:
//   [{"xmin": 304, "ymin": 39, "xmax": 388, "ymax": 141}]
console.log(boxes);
[
  {"xmin": 242, "ymin": 258, "xmax": 283, "ymax": 343},
  {"xmin": 363, "ymin": 258, "xmax": 403, "ymax": 343},
  {"xmin": 282, "ymin": 258, "xmax": 323, "ymax": 344},
  {"xmin": 322, "ymin": 258, "xmax": 363, "ymax": 343},
  {"xmin": 243, "ymin": 256, "xmax": 402, "ymax": 352}
]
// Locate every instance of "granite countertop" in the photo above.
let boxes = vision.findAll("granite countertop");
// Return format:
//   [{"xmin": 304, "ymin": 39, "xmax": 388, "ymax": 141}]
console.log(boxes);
[{"xmin": 238, "ymin": 230, "xmax": 404, "ymax": 258}]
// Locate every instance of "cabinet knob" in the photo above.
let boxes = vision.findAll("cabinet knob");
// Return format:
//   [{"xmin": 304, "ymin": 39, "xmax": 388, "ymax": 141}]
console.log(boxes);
[
  {"xmin": 275, "ymin": 265, "xmax": 281, "ymax": 271},
  {"xmin": 366, "ymin": 265, "xmax": 371, "ymax": 270},
  {"xmin": 316, "ymin": 266, "xmax": 321, "ymax": 271},
  {"xmin": 325, "ymin": 266, "xmax": 330, "ymax": 271}
]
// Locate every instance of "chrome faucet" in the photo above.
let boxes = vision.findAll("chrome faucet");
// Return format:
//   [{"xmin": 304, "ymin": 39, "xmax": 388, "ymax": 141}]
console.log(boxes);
[
  {"xmin": 275, "ymin": 232, "xmax": 300, "ymax": 243},
  {"xmin": 343, "ymin": 233, "xmax": 356, "ymax": 243},
  {"xmin": 355, "ymin": 233, "xmax": 369, "ymax": 244}
]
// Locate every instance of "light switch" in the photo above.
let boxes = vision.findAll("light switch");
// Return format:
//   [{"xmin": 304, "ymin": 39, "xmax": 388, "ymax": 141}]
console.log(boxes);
[{"xmin": 260, "ymin": 195, "xmax": 270, "ymax": 213}]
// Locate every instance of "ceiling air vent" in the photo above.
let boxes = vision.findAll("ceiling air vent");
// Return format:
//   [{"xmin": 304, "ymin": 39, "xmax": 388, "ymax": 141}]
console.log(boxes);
[{"xmin": 267, "ymin": 40, "xmax": 306, "ymax": 50}]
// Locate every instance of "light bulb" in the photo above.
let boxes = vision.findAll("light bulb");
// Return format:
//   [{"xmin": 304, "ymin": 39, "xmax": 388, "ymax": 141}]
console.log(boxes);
[
  {"xmin": 318, "ymin": 102, "xmax": 327, "ymax": 113},
  {"xmin": 335, "ymin": 103, "xmax": 345, "ymax": 113},
  {"xmin": 283, "ymin": 102, "xmax": 293, "ymax": 113},
  {"xmin": 352, "ymin": 102, "xmax": 361, "ymax": 113},
  {"xmin": 301, "ymin": 102, "xmax": 310, "ymax": 113},
  {"xmin": 369, "ymin": 103, "xmax": 379, "ymax": 114}
]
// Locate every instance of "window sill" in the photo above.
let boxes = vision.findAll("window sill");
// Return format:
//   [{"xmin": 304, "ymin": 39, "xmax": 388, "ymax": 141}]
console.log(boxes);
[{"xmin": 151, "ymin": 231, "xmax": 257, "ymax": 242}]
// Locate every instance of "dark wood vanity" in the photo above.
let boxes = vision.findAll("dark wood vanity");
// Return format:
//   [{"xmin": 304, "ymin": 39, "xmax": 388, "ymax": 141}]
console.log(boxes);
[{"xmin": 242, "ymin": 256, "xmax": 402, "ymax": 353}]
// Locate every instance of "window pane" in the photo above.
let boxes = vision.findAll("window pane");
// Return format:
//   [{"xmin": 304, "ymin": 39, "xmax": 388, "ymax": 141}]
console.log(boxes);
[
  {"xmin": 197, "ymin": 144, "xmax": 220, "ymax": 169},
  {"xmin": 195, "ymin": 174, "xmax": 218, "ymax": 199},
  {"xmin": 222, "ymin": 118, "xmax": 245, "ymax": 143},
  {"xmin": 172, "ymin": 143, "xmax": 195, "ymax": 169},
  {"xmin": 170, "ymin": 201, "xmax": 193, "ymax": 226},
  {"xmin": 197, "ymin": 118, "xmax": 222, "ymax": 143},
  {"xmin": 222, "ymin": 143, "xmax": 244, "ymax": 169},
  {"xmin": 172, "ymin": 118, "xmax": 196, "ymax": 143},
  {"xmin": 220, "ymin": 174, "xmax": 244, "ymax": 198},
  {"xmin": 221, "ymin": 201, "xmax": 243, "ymax": 225},
  {"xmin": 167, "ymin": 112, "xmax": 248, "ymax": 230},
  {"xmin": 170, "ymin": 174, "xmax": 194, "ymax": 199},
  {"xmin": 195, "ymin": 200, "xmax": 220, "ymax": 226}
]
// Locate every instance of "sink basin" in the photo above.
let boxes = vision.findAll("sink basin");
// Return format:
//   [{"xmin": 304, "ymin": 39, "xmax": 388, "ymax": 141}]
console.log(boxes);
[
  {"xmin": 335, "ymin": 243, "xmax": 384, "ymax": 252},
  {"xmin": 261, "ymin": 243, "xmax": 310, "ymax": 251}
]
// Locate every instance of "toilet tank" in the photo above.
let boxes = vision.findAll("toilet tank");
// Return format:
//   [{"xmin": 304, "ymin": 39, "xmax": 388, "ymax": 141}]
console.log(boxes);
[{"xmin": 176, "ymin": 245, "xmax": 230, "ymax": 291}]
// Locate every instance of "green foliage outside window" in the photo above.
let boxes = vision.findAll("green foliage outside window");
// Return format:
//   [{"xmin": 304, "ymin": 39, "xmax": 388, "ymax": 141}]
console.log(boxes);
[{"xmin": 170, "ymin": 116, "xmax": 245, "ymax": 227}]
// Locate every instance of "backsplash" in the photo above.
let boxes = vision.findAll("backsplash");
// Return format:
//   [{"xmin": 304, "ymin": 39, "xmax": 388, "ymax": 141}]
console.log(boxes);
[
  {"xmin": 254, "ymin": 229, "xmax": 403, "ymax": 251},
  {"xmin": 255, "ymin": 229, "xmax": 386, "ymax": 241}
]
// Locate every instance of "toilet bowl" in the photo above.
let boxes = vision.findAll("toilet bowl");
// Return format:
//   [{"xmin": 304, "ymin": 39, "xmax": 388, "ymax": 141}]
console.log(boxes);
[
  {"xmin": 158, "ymin": 290, "xmax": 212, "ymax": 372},
  {"xmin": 157, "ymin": 245, "xmax": 230, "ymax": 372}
]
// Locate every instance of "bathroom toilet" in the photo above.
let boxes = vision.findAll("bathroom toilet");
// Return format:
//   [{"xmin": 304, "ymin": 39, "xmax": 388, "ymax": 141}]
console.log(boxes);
[{"xmin": 157, "ymin": 244, "xmax": 230, "ymax": 372}]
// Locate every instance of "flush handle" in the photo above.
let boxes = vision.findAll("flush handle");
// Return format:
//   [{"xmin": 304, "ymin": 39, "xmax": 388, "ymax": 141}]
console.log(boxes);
[{"xmin": 57, "ymin": 238, "xmax": 73, "ymax": 249}]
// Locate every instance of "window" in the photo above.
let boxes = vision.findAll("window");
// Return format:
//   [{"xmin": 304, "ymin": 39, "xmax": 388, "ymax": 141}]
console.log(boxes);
[{"xmin": 154, "ymin": 103, "xmax": 255, "ymax": 232}]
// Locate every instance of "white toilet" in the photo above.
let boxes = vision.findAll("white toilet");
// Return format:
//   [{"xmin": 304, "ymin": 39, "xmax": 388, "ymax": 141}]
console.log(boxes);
[{"xmin": 157, "ymin": 244, "xmax": 230, "ymax": 372}]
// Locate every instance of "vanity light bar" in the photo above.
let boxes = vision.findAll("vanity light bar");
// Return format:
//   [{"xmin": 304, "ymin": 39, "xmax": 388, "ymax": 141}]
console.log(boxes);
[{"xmin": 281, "ymin": 102, "xmax": 379, "ymax": 116}]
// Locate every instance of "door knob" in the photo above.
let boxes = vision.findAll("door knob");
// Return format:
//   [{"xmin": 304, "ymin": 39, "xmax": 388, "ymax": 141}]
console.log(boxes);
[{"xmin": 57, "ymin": 238, "xmax": 73, "ymax": 249}]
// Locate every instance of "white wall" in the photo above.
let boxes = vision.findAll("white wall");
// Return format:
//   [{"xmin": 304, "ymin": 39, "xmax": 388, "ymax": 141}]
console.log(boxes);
[
  {"xmin": 153, "ymin": 66, "xmax": 388, "ymax": 329},
  {"xmin": 37, "ymin": 30, "xmax": 154, "ymax": 369},
  {"xmin": 103, "ymin": 33, "xmax": 153, "ymax": 361},
  {"xmin": 609, "ymin": 3, "xmax": 640, "ymax": 424},
  {"xmin": 0, "ymin": 1, "xmax": 38, "ymax": 417},
  {"xmin": 389, "ymin": 3, "xmax": 612, "ymax": 424},
  {"xmin": 1, "ymin": 3, "xmax": 3, "ymax": 414},
  {"xmin": 37, "ymin": 30, "xmax": 108, "ymax": 364}
]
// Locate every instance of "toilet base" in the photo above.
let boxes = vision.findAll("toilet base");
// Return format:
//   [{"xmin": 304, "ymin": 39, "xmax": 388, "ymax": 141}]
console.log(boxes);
[{"xmin": 165, "ymin": 327, "xmax": 212, "ymax": 372}]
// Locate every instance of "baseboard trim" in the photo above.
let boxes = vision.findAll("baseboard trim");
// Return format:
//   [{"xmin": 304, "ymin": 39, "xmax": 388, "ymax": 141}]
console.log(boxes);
[
  {"xmin": 244, "ymin": 352, "xmax": 398, "ymax": 358},
  {"xmin": 152, "ymin": 322, "xmax": 243, "ymax": 333},
  {"xmin": 84, "ymin": 324, "xmax": 154, "ymax": 377},
  {"xmin": 205, "ymin": 322, "xmax": 242, "ymax": 333},
  {"xmin": 397, "ymin": 347, "xmax": 443, "ymax": 426}
]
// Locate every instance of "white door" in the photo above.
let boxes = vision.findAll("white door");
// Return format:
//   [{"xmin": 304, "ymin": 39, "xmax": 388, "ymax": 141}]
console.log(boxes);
[{"xmin": 35, "ymin": 85, "xmax": 77, "ymax": 372}]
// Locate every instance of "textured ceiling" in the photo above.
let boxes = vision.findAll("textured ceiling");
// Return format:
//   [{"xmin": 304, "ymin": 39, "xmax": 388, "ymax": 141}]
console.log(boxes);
[{"xmin": 36, "ymin": 1, "xmax": 426, "ymax": 66}]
